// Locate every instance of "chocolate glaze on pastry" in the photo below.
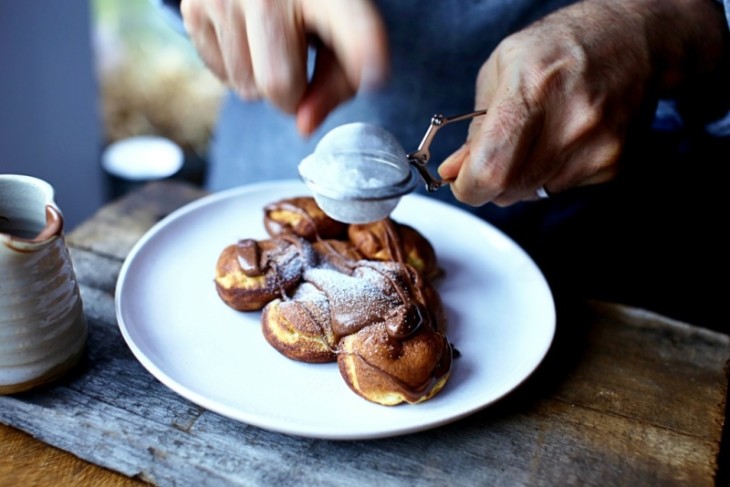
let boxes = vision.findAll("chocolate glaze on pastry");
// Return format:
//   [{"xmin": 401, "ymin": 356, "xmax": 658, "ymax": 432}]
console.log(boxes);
[
  {"xmin": 325, "ymin": 261, "xmax": 451, "ymax": 405},
  {"xmin": 348, "ymin": 219, "xmax": 439, "ymax": 280},
  {"xmin": 215, "ymin": 236, "xmax": 315, "ymax": 311},
  {"xmin": 262, "ymin": 259, "xmax": 452, "ymax": 404},
  {"xmin": 304, "ymin": 263, "xmax": 413, "ymax": 340},
  {"xmin": 338, "ymin": 321, "xmax": 452, "ymax": 406},
  {"xmin": 261, "ymin": 283, "xmax": 338, "ymax": 363},
  {"xmin": 264, "ymin": 197, "xmax": 347, "ymax": 241},
  {"xmin": 312, "ymin": 239, "xmax": 363, "ymax": 274},
  {"xmin": 216, "ymin": 197, "xmax": 453, "ymax": 405}
]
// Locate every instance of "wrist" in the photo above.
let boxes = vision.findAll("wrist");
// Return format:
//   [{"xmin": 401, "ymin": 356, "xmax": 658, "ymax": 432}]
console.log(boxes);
[{"xmin": 642, "ymin": 0, "xmax": 728, "ymax": 92}]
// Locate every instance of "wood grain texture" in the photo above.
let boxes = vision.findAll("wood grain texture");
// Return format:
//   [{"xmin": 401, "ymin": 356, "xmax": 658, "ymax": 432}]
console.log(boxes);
[
  {"xmin": 0, "ymin": 423, "xmax": 143, "ymax": 486},
  {"xmin": 1, "ymin": 181, "xmax": 728, "ymax": 486}
]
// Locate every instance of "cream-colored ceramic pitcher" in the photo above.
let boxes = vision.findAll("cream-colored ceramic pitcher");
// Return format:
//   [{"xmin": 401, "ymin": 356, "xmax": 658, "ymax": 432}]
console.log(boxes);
[{"xmin": 0, "ymin": 174, "xmax": 87, "ymax": 394}]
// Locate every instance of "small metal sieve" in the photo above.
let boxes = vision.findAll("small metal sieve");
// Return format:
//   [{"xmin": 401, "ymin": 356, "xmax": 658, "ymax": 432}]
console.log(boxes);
[{"xmin": 298, "ymin": 109, "xmax": 486, "ymax": 223}]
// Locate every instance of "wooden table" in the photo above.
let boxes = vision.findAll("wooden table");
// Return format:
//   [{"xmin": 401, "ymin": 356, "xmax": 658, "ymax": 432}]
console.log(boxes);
[{"xmin": 1, "ymin": 181, "xmax": 728, "ymax": 486}]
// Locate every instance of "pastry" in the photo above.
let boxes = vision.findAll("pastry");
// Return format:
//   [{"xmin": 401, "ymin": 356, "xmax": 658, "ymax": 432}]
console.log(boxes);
[
  {"xmin": 348, "ymin": 219, "xmax": 439, "ymax": 280},
  {"xmin": 261, "ymin": 283, "xmax": 338, "ymax": 363},
  {"xmin": 262, "ymin": 260, "xmax": 452, "ymax": 405},
  {"xmin": 215, "ymin": 197, "xmax": 453, "ymax": 406},
  {"xmin": 329, "ymin": 261, "xmax": 451, "ymax": 405},
  {"xmin": 264, "ymin": 197, "xmax": 347, "ymax": 241},
  {"xmin": 338, "ymin": 321, "xmax": 452, "ymax": 405},
  {"xmin": 215, "ymin": 236, "xmax": 316, "ymax": 311},
  {"xmin": 261, "ymin": 263, "xmax": 403, "ymax": 364}
]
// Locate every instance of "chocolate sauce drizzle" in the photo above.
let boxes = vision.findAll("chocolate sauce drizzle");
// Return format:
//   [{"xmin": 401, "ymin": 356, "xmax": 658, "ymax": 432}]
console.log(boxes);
[{"xmin": 261, "ymin": 199, "xmax": 453, "ymax": 402}]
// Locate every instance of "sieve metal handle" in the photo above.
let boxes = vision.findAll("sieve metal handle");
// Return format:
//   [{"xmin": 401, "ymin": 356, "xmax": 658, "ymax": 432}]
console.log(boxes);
[{"xmin": 407, "ymin": 109, "xmax": 487, "ymax": 191}]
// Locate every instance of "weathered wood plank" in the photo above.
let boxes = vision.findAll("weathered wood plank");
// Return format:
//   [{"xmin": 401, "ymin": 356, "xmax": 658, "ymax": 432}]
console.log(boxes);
[
  {"xmin": 1, "ymin": 181, "xmax": 727, "ymax": 486},
  {"xmin": 66, "ymin": 181, "xmax": 205, "ymax": 260},
  {"xmin": 550, "ymin": 304, "xmax": 729, "ymax": 440},
  {"xmin": 1, "ymin": 297, "xmax": 726, "ymax": 486},
  {"xmin": 69, "ymin": 247, "xmax": 123, "ymax": 294},
  {"xmin": 0, "ymin": 423, "xmax": 141, "ymax": 487}
]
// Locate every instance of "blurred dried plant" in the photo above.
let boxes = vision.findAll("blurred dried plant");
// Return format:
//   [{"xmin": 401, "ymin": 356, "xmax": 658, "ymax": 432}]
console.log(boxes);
[{"xmin": 94, "ymin": 0, "xmax": 224, "ymax": 156}]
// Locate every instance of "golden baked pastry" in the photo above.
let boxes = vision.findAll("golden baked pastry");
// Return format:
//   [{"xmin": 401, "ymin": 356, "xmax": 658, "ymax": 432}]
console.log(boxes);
[
  {"xmin": 338, "ymin": 321, "xmax": 452, "ymax": 405},
  {"xmin": 215, "ymin": 236, "xmax": 316, "ymax": 311},
  {"xmin": 348, "ymin": 219, "xmax": 439, "ymax": 280},
  {"xmin": 264, "ymin": 197, "xmax": 347, "ymax": 241},
  {"xmin": 262, "ymin": 260, "xmax": 452, "ymax": 404},
  {"xmin": 261, "ymin": 263, "xmax": 401, "ymax": 364},
  {"xmin": 261, "ymin": 283, "xmax": 338, "ymax": 363},
  {"xmin": 329, "ymin": 261, "xmax": 451, "ymax": 405},
  {"xmin": 216, "ymin": 196, "xmax": 453, "ymax": 406}
]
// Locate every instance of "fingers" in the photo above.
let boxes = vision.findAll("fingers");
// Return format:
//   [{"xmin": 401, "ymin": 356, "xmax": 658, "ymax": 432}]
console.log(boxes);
[
  {"xmin": 296, "ymin": 47, "xmax": 356, "ymax": 135},
  {"xmin": 300, "ymin": 0, "xmax": 389, "ymax": 91},
  {"xmin": 292, "ymin": 0, "xmax": 389, "ymax": 134},
  {"xmin": 244, "ymin": 0, "xmax": 308, "ymax": 113},
  {"xmin": 182, "ymin": 0, "xmax": 304, "ymax": 111},
  {"xmin": 445, "ymin": 107, "xmax": 622, "ymax": 207},
  {"xmin": 209, "ymin": 0, "xmax": 308, "ymax": 112},
  {"xmin": 443, "ymin": 92, "xmax": 546, "ymax": 207},
  {"xmin": 438, "ymin": 12, "xmax": 637, "ymax": 208},
  {"xmin": 181, "ymin": 0, "xmax": 228, "ymax": 82},
  {"xmin": 219, "ymin": 2, "xmax": 258, "ymax": 100},
  {"xmin": 437, "ymin": 145, "xmax": 468, "ymax": 182},
  {"xmin": 181, "ymin": 0, "xmax": 389, "ymax": 125}
]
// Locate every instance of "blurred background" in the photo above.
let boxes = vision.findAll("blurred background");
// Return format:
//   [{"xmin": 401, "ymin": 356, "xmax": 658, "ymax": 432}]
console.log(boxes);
[{"xmin": 0, "ymin": 0, "xmax": 223, "ymax": 230}]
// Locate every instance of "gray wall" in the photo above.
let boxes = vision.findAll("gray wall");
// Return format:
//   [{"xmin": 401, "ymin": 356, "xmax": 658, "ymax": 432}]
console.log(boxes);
[{"xmin": 1, "ymin": 0, "xmax": 104, "ymax": 231}]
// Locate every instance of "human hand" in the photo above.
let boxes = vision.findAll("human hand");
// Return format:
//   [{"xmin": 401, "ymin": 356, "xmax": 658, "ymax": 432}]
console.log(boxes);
[
  {"xmin": 180, "ymin": 0, "xmax": 389, "ymax": 135},
  {"xmin": 438, "ymin": 0, "xmax": 728, "ymax": 206}
]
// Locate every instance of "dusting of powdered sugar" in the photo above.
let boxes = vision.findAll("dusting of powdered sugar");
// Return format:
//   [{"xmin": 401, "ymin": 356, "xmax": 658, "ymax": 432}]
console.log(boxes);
[
  {"xmin": 303, "ymin": 265, "xmax": 401, "ymax": 338},
  {"xmin": 270, "ymin": 238, "xmax": 316, "ymax": 283},
  {"xmin": 298, "ymin": 122, "xmax": 412, "ymax": 224}
]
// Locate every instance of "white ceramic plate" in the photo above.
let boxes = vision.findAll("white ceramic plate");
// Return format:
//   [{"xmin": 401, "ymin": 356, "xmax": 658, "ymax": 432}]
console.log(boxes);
[{"xmin": 116, "ymin": 180, "xmax": 555, "ymax": 440}]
